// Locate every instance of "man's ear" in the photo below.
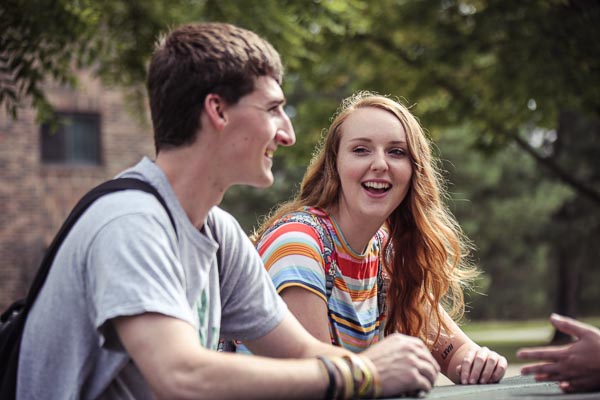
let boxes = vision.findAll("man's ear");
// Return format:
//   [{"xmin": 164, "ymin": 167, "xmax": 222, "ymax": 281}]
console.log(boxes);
[{"xmin": 204, "ymin": 93, "xmax": 227, "ymax": 130}]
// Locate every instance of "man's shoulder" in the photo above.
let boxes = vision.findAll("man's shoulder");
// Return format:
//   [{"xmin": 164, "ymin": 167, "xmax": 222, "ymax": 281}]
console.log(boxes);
[
  {"xmin": 206, "ymin": 206, "xmax": 243, "ymax": 233},
  {"xmin": 77, "ymin": 190, "xmax": 173, "ymax": 239}
]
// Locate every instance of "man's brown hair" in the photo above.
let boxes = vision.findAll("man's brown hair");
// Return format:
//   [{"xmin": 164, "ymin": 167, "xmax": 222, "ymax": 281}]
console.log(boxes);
[{"xmin": 147, "ymin": 22, "xmax": 283, "ymax": 152}]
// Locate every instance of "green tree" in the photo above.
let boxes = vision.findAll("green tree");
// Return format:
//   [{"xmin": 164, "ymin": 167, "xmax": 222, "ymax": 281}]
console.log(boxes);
[{"xmin": 3, "ymin": 0, "xmax": 599, "ymax": 321}]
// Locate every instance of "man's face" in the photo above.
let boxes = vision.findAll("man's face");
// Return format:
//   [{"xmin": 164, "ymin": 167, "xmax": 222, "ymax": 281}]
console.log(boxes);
[{"xmin": 221, "ymin": 76, "xmax": 296, "ymax": 188}]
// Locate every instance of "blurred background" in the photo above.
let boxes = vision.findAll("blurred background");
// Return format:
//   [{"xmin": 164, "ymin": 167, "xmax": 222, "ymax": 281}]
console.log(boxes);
[{"xmin": 1, "ymin": 0, "xmax": 599, "ymax": 366}]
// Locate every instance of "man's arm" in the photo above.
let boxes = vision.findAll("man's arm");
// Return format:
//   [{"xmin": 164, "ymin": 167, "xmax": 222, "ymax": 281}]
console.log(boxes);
[
  {"xmin": 248, "ymin": 291, "xmax": 441, "ymax": 397},
  {"xmin": 116, "ymin": 309, "xmax": 443, "ymax": 399},
  {"xmin": 114, "ymin": 312, "xmax": 329, "ymax": 400},
  {"xmin": 244, "ymin": 305, "xmax": 343, "ymax": 358}
]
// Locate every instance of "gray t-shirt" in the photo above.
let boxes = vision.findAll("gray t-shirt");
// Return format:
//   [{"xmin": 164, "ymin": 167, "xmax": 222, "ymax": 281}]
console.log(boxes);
[{"xmin": 17, "ymin": 157, "xmax": 287, "ymax": 399}]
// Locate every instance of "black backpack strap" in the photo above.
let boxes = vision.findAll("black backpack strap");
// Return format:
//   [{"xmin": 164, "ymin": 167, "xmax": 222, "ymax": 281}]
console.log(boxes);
[{"xmin": 0, "ymin": 177, "xmax": 175, "ymax": 399}]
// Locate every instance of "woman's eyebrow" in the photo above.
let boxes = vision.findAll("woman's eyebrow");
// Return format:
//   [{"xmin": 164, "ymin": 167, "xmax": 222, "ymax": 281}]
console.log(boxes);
[{"xmin": 348, "ymin": 137, "xmax": 407, "ymax": 145}]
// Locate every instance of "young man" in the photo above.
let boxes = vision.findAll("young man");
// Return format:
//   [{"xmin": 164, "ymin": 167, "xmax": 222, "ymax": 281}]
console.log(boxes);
[{"xmin": 17, "ymin": 23, "xmax": 439, "ymax": 399}]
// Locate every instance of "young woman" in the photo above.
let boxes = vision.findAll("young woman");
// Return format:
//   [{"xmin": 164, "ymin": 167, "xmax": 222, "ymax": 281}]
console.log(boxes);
[{"xmin": 252, "ymin": 92, "xmax": 507, "ymax": 384}]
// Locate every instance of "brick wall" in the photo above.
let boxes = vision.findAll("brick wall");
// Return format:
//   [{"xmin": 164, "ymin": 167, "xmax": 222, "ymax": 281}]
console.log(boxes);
[{"xmin": 0, "ymin": 71, "xmax": 154, "ymax": 310}]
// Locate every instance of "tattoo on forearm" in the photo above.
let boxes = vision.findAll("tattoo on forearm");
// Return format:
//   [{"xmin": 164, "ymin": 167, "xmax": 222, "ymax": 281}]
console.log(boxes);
[{"xmin": 441, "ymin": 343, "xmax": 454, "ymax": 360}]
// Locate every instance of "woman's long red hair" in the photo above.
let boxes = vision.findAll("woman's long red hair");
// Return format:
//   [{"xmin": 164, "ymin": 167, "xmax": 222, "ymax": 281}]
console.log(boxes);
[{"xmin": 253, "ymin": 92, "xmax": 477, "ymax": 346}]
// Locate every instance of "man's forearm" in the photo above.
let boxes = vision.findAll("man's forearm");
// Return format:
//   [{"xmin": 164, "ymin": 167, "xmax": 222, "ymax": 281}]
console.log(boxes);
[{"xmin": 155, "ymin": 351, "xmax": 329, "ymax": 400}]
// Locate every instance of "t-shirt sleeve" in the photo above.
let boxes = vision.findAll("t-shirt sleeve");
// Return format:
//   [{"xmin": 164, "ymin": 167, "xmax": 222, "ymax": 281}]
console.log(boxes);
[
  {"xmin": 257, "ymin": 221, "xmax": 328, "ymax": 303},
  {"xmin": 86, "ymin": 212, "xmax": 194, "ymax": 347},
  {"xmin": 210, "ymin": 209, "xmax": 288, "ymax": 341}
]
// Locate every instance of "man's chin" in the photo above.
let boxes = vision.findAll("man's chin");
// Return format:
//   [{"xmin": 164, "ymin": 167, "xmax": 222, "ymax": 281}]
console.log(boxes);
[
  {"xmin": 255, "ymin": 177, "xmax": 274, "ymax": 188},
  {"xmin": 241, "ymin": 174, "xmax": 274, "ymax": 189}
]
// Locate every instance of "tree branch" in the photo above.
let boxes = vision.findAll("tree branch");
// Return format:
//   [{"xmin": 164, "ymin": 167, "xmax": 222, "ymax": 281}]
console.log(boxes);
[{"xmin": 357, "ymin": 34, "xmax": 600, "ymax": 205}]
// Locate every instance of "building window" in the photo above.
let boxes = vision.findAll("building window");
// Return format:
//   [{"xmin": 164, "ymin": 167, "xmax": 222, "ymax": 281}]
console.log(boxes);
[{"xmin": 40, "ymin": 112, "xmax": 101, "ymax": 165}]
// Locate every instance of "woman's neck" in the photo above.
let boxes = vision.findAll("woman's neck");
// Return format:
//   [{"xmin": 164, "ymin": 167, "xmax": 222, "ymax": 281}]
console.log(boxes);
[{"xmin": 327, "ymin": 206, "xmax": 384, "ymax": 255}]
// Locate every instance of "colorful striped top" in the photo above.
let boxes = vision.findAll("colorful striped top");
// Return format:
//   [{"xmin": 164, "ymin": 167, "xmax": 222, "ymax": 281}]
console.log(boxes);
[{"xmin": 257, "ymin": 207, "xmax": 388, "ymax": 353}]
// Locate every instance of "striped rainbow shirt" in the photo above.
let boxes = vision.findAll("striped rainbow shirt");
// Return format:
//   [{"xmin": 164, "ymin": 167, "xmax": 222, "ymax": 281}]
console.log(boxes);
[{"xmin": 257, "ymin": 207, "xmax": 388, "ymax": 352}]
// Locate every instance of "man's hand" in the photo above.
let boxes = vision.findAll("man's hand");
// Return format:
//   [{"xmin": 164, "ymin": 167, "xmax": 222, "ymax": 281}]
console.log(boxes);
[
  {"xmin": 517, "ymin": 314, "xmax": 600, "ymax": 393},
  {"xmin": 361, "ymin": 333, "xmax": 440, "ymax": 397}
]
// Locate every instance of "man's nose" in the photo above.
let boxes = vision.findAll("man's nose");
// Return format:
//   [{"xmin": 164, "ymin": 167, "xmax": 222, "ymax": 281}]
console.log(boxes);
[{"xmin": 277, "ymin": 115, "xmax": 296, "ymax": 147}]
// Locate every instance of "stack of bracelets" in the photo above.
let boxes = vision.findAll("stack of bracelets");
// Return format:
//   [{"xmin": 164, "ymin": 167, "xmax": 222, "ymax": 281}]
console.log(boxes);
[{"xmin": 317, "ymin": 354, "xmax": 382, "ymax": 399}]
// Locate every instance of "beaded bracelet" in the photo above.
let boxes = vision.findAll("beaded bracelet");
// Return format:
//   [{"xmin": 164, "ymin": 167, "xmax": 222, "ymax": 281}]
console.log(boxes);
[{"xmin": 317, "ymin": 356, "xmax": 337, "ymax": 400}]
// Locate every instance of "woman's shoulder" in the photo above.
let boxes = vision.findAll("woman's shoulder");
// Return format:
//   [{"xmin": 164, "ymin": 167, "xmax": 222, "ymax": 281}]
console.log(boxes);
[
  {"xmin": 260, "ymin": 207, "xmax": 331, "ymax": 248},
  {"xmin": 274, "ymin": 206, "xmax": 325, "ymax": 226}
]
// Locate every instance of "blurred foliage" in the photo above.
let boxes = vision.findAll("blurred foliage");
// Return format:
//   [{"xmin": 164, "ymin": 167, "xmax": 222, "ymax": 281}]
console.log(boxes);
[{"xmin": 2, "ymin": 0, "xmax": 599, "ymax": 319}]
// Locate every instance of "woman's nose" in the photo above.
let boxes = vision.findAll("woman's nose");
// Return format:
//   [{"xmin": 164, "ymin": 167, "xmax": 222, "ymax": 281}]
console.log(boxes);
[{"xmin": 371, "ymin": 151, "xmax": 389, "ymax": 171}]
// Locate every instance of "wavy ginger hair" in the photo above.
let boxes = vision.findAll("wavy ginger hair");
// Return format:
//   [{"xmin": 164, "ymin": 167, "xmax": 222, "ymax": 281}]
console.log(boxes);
[{"xmin": 253, "ymin": 92, "xmax": 477, "ymax": 347}]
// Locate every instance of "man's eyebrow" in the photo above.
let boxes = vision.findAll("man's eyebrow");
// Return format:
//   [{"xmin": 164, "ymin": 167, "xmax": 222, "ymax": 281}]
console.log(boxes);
[{"xmin": 267, "ymin": 98, "xmax": 286, "ymax": 107}]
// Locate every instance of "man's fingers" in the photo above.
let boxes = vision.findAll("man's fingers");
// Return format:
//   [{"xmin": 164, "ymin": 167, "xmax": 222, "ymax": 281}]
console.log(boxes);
[
  {"xmin": 516, "ymin": 346, "xmax": 566, "ymax": 361},
  {"xmin": 417, "ymin": 357, "xmax": 439, "ymax": 386},
  {"xmin": 564, "ymin": 376, "xmax": 600, "ymax": 393},
  {"xmin": 521, "ymin": 361, "xmax": 573, "ymax": 381},
  {"xmin": 550, "ymin": 314, "xmax": 595, "ymax": 339},
  {"xmin": 414, "ymin": 373, "xmax": 434, "ymax": 393}
]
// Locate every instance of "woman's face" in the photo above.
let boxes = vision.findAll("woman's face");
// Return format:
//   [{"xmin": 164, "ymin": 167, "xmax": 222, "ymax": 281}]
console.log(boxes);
[{"xmin": 335, "ymin": 106, "xmax": 413, "ymax": 226}]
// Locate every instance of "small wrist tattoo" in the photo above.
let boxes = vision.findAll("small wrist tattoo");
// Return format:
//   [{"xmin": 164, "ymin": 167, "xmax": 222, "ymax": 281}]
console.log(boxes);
[{"xmin": 441, "ymin": 343, "xmax": 454, "ymax": 360}]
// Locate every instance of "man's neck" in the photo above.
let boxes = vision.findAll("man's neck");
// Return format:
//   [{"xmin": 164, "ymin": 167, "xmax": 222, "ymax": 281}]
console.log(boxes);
[{"xmin": 155, "ymin": 143, "xmax": 228, "ymax": 229}]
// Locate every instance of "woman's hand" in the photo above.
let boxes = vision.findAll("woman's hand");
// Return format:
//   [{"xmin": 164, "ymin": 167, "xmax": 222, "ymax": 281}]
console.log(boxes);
[{"xmin": 454, "ymin": 344, "xmax": 507, "ymax": 384}]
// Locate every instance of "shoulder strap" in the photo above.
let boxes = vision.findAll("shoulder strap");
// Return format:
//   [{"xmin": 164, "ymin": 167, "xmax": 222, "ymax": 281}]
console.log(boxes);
[
  {"xmin": 315, "ymin": 216, "xmax": 388, "ymax": 320},
  {"xmin": 374, "ymin": 231, "xmax": 388, "ymax": 320},
  {"xmin": 24, "ymin": 177, "xmax": 176, "ymax": 308},
  {"xmin": 260, "ymin": 210, "xmax": 338, "ymax": 296},
  {"xmin": 307, "ymin": 215, "xmax": 337, "ymax": 299},
  {"xmin": 0, "ymin": 178, "xmax": 175, "ymax": 398}
]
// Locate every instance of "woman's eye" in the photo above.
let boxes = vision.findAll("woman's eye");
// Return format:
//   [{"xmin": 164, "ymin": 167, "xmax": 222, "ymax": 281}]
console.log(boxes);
[
  {"xmin": 352, "ymin": 147, "xmax": 369, "ymax": 154},
  {"xmin": 390, "ymin": 148, "xmax": 406, "ymax": 156}
]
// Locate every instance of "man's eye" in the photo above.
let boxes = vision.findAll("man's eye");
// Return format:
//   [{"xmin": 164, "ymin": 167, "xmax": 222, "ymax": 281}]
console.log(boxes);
[{"xmin": 269, "ymin": 105, "xmax": 283, "ymax": 114}]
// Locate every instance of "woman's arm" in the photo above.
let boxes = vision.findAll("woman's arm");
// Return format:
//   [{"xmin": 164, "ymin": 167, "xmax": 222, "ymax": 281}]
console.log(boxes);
[
  {"xmin": 269, "ymin": 288, "xmax": 441, "ymax": 396},
  {"xmin": 280, "ymin": 286, "xmax": 332, "ymax": 343},
  {"xmin": 431, "ymin": 309, "xmax": 507, "ymax": 384}
]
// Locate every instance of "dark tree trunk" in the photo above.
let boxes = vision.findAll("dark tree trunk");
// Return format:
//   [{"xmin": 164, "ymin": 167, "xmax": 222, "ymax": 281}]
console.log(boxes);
[{"xmin": 552, "ymin": 232, "xmax": 579, "ymax": 344}]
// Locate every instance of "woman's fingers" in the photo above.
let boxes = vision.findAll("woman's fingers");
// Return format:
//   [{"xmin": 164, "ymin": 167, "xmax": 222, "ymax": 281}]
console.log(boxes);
[
  {"xmin": 489, "ymin": 355, "xmax": 508, "ymax": 383},
  {"xmin": 457, "ymin": 347, "xmax": 507, "ymax": 384}
]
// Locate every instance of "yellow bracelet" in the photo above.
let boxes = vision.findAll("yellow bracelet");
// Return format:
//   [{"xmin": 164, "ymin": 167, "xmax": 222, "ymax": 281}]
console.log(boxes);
[
  {"xmin": 359, "ymin": 355, "xmax": 382, "ymax": 398},
  {"xmin": 329, "ymin": 356, "xmax": 354, "ymax": 400},
  {"xmin": 343, "ymin": 354, "xmax": 375, "ymax": 398}
]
